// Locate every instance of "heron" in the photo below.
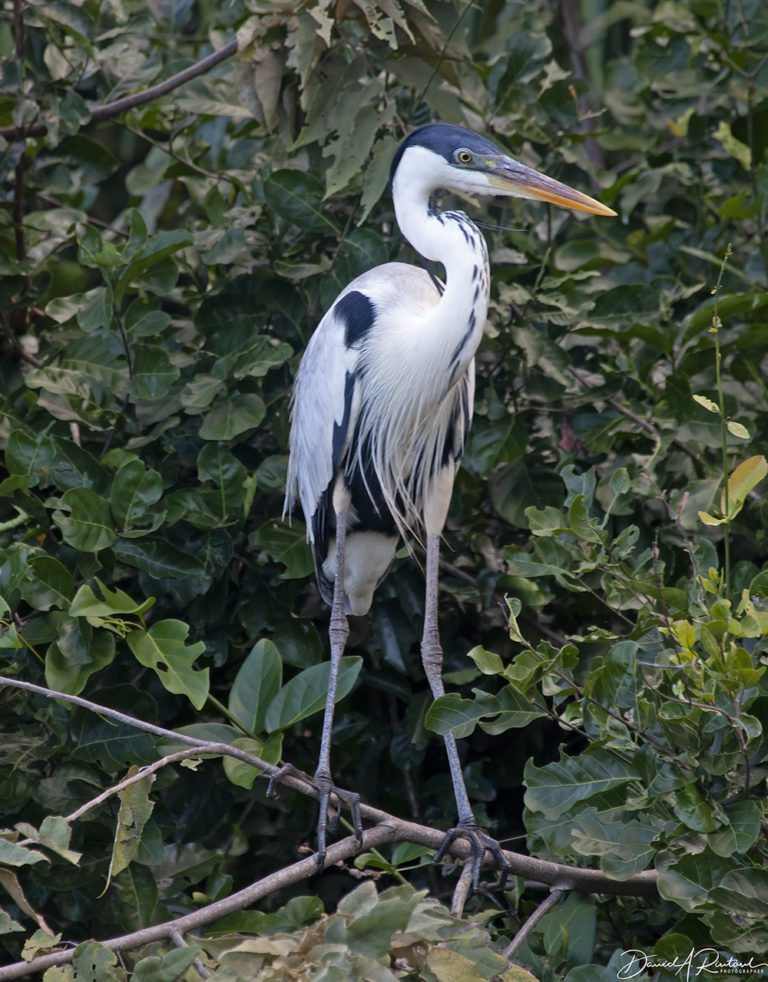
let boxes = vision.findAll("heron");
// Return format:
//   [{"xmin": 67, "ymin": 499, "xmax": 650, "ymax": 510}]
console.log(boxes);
[{"xmin": 284, "ymin": 122, "xmax": 615, "ymax": 885}]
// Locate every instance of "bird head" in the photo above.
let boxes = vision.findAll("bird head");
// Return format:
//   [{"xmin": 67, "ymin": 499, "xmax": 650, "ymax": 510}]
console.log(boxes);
[{"xmin": 390, "ymin": 122, "xmax": 616, "ymax": 218}]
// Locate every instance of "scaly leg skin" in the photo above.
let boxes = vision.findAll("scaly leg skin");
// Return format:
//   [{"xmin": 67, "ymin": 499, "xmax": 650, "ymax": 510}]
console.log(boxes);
[
  {"xmin": 312, "ymin": 507, "xmax": 363, "ymax": 865},
  {"xmin": 421, "ymin": 532, "xmax": 510, "ymax": 895}
]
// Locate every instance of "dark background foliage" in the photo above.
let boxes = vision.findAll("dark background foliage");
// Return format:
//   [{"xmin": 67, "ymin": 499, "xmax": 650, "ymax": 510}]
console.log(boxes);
[{"xmin": 1, "ymin": 0, "xmax": 768, "ymax": 978}]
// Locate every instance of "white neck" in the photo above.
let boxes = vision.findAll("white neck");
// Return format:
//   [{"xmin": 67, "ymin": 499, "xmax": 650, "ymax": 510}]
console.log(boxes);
[{"xmin": 392, "ymin": 148, "xmax": 491, "ymax": 379}]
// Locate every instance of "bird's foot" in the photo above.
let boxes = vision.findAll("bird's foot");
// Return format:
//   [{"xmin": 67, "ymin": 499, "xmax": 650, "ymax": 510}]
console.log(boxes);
[
  {"xmin": 435, "ymin": 820, "xmax": 510, "ymax": 894},
  {"xmin": 265, "ymin": 762, "xmax": 307, "ymax": 799},
  {"xmin": 313, "ymin": 771, "xmax": 363, "ymax": 867}
]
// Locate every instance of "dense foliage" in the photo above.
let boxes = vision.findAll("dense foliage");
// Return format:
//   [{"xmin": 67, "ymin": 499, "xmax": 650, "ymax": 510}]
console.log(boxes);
[{"xmin": 2, "ymin": 0, "xmax": 768, "ymax": 978}]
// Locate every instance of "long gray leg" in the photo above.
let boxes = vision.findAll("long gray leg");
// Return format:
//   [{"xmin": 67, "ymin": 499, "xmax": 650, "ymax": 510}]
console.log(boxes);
[
  {"xmin": 420, "ymin": 532, "xmax": 509, "ymax": 890},
  {"xmin": 314, "ymin": 508, "xmax": 361, "ymax": 863}
]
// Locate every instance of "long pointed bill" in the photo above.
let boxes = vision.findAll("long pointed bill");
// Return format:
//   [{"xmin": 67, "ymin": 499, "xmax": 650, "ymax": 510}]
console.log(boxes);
[{"xmin": 487, "ymin": 156, "xmax": 616, "ymax": 217}]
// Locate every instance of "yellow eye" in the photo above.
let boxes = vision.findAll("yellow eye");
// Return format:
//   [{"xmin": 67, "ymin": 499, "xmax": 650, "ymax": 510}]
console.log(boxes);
[{"xmin": 456, "ymin": 149, "xmax": 472, "ymax": 164}]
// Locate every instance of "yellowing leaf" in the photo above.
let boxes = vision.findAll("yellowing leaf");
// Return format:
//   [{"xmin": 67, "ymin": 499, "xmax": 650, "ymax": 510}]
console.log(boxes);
[
  {"xmin": 103, "ymin": 767, "xmax": 154, "ymax": 893},
  {"xmin": 698, "ymin": 510, "xmax": 726, "ymax": 526},
  {"xmin": 722, "ymin": 455, "xmax": 768, "ymax": 519},
  {"xmin": 726, "ymin": 420, "xmax": 750, "ymax": 440},
  {"xmin": 692, "ymin": 394, "xmax": 720, "ymax": 414}
]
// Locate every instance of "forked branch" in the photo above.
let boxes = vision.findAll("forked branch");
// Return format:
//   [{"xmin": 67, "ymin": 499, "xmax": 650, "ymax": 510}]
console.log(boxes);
[{"xmin": 0, "ymin": 675, "xmax": 658, "ymax": 979}]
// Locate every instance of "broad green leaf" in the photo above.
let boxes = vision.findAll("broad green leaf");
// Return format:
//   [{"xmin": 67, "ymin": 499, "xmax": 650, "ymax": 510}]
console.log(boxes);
[
  {"xmin": 69, "ymin": 579, "xmax": 154, "ymax": 620},
  {"xmin": 524, "ymin": 749, "xmax": 636, "ymax": 820},
  {"xmin": 45, "ymin": 624, "xmax": 116, "ymax": 695},
  {"xmin": 132, "ymin": 947, "xmax": 201, "ymax": 982},
  {"xmin": 251, "ymin": 522, "xmax": 314, "ymax": 579},
  {"xmin": 76, "ymin": 285, "xmax": 113, "ymax": 333},
  {"xmin": 264, "ymin": 169, "xmax": 339, "ymax": 234},
  {"xmin": 570, "ymin": 807, "xmax": 656, "ymax": 879},
  {"xmin": 466, "ymin": 645, "xmax": 504, "ymax": 675},
  {"xmin": 71, "ymin": 941, "xmax": 122, "ymax": 981},
  {"xmin": 19, "ymin": 816, "xmax": 81, "ymax": 865},
  {"xmin": 264, "ymin": 657, "xmax": 362, "ymax": 732},
  {"xmin": 127, "ymin": 621, "xmax": 208, "ymax": 709},
  {"xmin": 113, "ymin": 229, "xmax": 193, "ymax": 304},
  {"xmin": 480, "ymin": 683, "xmax": 549, "ymax": 734},
  {"xmin": 726, "ymin": 420, "xmax": 750, "ymax": 439},
  {"xmin": 0, "ymin": 839, "xmax": 47, "ymax": 866},
  {"xmin": 52, "ymin": 488, "xmax": 116, "ymax": 552},
  {"xmin": 22, "ymin": 556, "xmax": 74, "ymax": 611},
  {"xmin": 5, "ymin": 430, "xmax": 56, "ymax": 484},
  {"xmin": 112, "ymin": 538, "xmax": 208, "ymax": 580},
  {"xmin": 130, "ymin": 344, "xmax": 181, "ymax": 400},
  {"xmin": 111, "ymin": 459, "xmax": 164, "ymax": 529},
  {"xmin": 222, "ymin": 733, "xmax": 283, "ymax": 790},
  {"xmin": 229, "ymin": 638, "xmax": 283, "ymax": 733},
  {"xmin": 425, "ymin": 691, "xmax": 500, "ymax": 740},
  {"xmin": 708, "ymin": 799, "xmax": 762, "ymax": 857},
  {"xmin": 199, "ymin": 393, "xmax": 266, "ymax": 439}
]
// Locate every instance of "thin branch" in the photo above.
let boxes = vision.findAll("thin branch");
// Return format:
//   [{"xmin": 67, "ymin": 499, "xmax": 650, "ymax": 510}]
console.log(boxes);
[
  {"xmin": 170, "ymin": 930, "xmax": 211, "ymax": 980},
  {"xmin": 503, "ymin": 888, "xmax": 567, "ymax": 958},
  {"xmin": 450, "ymin": 861, "xmax": 475, "ymax": 918},
  {"xmin": 567, "ymin": 365, "xmax": 701, "ymax": 464},
  {"xmin": 0, "ymin": 38, "xmax": 239, "ymax": 140}
]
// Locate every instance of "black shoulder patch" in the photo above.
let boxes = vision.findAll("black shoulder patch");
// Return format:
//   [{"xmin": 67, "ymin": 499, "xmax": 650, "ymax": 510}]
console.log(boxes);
[{"xmin": 336, "ymin": 291, "xmax": 376, "ymax": 348}]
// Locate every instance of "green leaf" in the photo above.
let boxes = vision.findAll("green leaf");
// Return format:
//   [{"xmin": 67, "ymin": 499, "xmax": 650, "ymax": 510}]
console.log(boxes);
[
  {"xmin": 425, "ymin": 691, "xmax": 500, "ymax": 739},
  {"xmin": 707, "ymin": 800, "xmax": 762, "ymax": 857},
  {"xmin": 251, "ymin": 521, "xmax": 314, "ymax": 579},
  {"xmin": 130, "ymin": 345, "xmax": 181, "ymax": 400},
  {"xmin": 113, "ymin": 229, "xmax": 192, "ymax": 304},
  {"xmin": 524, "ymin": 749, "xmax": 636, "ymax": 820},
  {"xmin": 52, "ymin": 488, "xmax": 116, "ymax": 552},
  {"xmin": 22, "ymin": 556, "xmax": 75, "ymax": 611},
  {"xmin": 264, "ymin": 169, "xmax": 339, "ymax": 234},
  {"xmin": 127, "ymin": 621, "xmax": 208, "ymax": 709},
  {"xmin": 132, "ymin": 946, "xmax": 201, "ymax": 982},
  {"xmin": 199, "ymin": 393, "xmax": 266, "ymax": 439},
  {"xmin": 45, "ymin": 624, "xmax": 116, "ymax": 695},
  {"xmin": 264, "ymin": 657, "xmax": 362, "ymax": 732},
  {"xmin": 229, "ymin": 638, "xmax": 283, "ymax": 733},
  {"xmin": 570, "ymin": 807, "xmax": 656, "ymax": 879},
  {"xmin": 111, "ymin": 459, "xmax": 164, "ymax": 530},
  {"xmin": 222, "ymin": 733, "xmax": 283, "ymax": 790},
  {"xmin": 726, "ymin": 420, "xmax": 750, "ymax": 439},
  {"xmin": 76, "ymin": 285, "xmax": 113, "ymax": 333},
  {"xmin": 69, "ymin": 579, "xmax": 155, "ymax": 620},
  {"xmin": 0, "ymin": 839, "xmax": 47, "ymax": 867}
]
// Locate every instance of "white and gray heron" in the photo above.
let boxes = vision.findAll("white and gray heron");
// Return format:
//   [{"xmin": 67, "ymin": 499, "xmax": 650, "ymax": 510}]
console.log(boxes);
[{"xmin": 283, "ymin": 122, "xmax": 615, "ymax": 884}]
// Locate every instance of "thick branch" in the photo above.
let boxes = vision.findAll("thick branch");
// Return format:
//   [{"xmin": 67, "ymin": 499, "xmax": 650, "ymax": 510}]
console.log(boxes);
[
  {"xmin": 0, "ymin": 675, "xmax": 659, "ymax": 899},
  {"xmin": 0, "ymin": 38, "xmax": 238, "ymax": 140},
  {"xmin": 0, "ymin": 825, "xmax": 400, "ymax": 980}
]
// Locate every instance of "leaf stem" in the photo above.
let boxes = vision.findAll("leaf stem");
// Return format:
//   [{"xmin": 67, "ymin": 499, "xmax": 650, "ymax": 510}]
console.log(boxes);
[{"xmin": 711, "ymin": 243, "xmax": 733, "ymax": 598}]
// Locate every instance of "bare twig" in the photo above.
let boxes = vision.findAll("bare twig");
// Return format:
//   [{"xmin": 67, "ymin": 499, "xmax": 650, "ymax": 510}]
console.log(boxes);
[
  {"xmin": 170, "ymin": 930, "xmax": 211, "ymax": 980},
  {"xmin": 0, "ymin": 38, "xmax": 239, "ymax": 140},
  {"xmin": 503, "ymin": 888, "xmax": 567, "ymax": 958},
  {"xmin": 567, "ymin": 365, "xmax": 701, "ymax": 465},
  {"xmin": 450, "ymin": 860, "xmax": 475, "ymax": 918}
]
